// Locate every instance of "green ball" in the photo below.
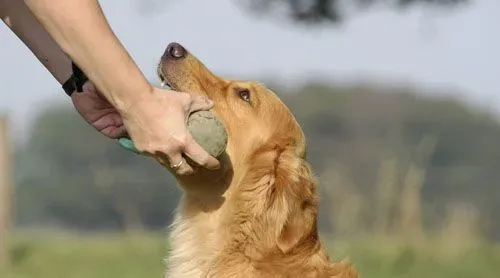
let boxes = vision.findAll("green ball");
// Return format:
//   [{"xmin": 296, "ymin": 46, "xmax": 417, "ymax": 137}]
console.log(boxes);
[
  {"xmin": 187, "ymin": 110, "xmax": 228, "ymax": 158},
  {"xmin": 118, "ymin": 110, "xmax": 228, "ymax": 158}
]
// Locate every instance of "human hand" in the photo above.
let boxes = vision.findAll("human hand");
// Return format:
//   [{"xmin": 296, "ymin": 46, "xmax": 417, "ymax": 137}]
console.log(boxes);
[
  {"xmin": 121, "ymin": 86, "xmax": 220, "ymax": 175},
  {"xmin": 71, "ymin": 81, "xmax": 127, "ymax": 139}
]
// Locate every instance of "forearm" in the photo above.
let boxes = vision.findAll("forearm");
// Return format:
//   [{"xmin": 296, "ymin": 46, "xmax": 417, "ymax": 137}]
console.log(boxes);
[
  {"xmin": 24, "ymin": 0, "xmax": 152, "ymax": 112},
  {"xmin": 1, "ymin": 0, "xmax": 72, "ymax": 85}
]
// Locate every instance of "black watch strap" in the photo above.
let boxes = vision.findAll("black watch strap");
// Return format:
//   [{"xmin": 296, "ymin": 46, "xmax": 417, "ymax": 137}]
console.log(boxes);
[{"xmin": 62, "ymin": 61, "xmax": 89, "ymax": 96}]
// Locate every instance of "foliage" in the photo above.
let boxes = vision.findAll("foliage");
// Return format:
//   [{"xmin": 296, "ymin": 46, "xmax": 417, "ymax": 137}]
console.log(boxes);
[
  {"xmin": 279, "ymin": 82, "xmax": 500, "ymax": 240},
  {"xmin": 236, "ymin": 0, "xmax": 470, "ymax": 24},
  {"xmin": 1, "ymin": 233, "xmax": 499, "ymax": 278},
  {"xmin": 1, "ymin": 233, "xmax": 167, "ymax": 278},
  {"xmin": 134, "ymin": 0, "xmax": 471, "ymax": 25},
  {"xmin": 12, "ymin": 81, "xmax": 500, "ymax": 241},
  {"xmin": 13, "ymin": 105, "xmax": 181, "ymax": 231}
]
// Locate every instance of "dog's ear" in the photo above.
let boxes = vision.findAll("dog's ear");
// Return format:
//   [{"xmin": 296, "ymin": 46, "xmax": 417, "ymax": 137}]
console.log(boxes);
[{"xmin": 267, "ymin": 147, "xmax": 318, "ymax": 254}]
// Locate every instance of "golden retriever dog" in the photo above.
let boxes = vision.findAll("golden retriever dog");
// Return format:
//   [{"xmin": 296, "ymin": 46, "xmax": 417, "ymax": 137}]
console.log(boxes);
[{"xmin": 156, "ymin": 42, "xmax": 358, "ymax": 278}]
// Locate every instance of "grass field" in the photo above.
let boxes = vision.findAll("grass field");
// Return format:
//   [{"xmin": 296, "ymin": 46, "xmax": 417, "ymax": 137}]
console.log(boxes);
[{"xmin": 1, "ymin": 232, "xmax": 499, "ymax": 278}]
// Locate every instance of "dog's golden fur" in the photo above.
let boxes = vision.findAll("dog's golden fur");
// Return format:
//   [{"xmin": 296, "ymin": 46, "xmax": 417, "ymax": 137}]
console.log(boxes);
[{"xmin": 157, "ymin": 43, "xmax": 358, "ymax": 278}]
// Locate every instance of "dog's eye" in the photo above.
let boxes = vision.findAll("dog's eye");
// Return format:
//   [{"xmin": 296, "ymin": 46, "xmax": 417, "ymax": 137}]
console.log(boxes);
[{"xmin": 236, "ymin": 88, "xmax": 251, "ymax": 103}]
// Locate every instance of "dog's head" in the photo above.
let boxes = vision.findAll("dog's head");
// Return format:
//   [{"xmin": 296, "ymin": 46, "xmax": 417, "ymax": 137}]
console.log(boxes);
[
  {"xmin": 158, "ymin": 42, "xmax": 319, "ymax": 254},
  {"xmin": 157, "ymin": 42, "xmax": 306, "ymax": 164}
]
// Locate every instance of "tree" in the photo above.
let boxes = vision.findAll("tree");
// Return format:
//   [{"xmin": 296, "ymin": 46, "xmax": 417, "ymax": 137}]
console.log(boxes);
[
  {"xmin": 239, "ymin": 0, "xmax": 470, "ymax": 24},
  {"xmin": 14, "ymin": 103, "xmax": 181, "ymax": 232},
  {"xmin": 13, "ymin": 82, "xmax": 500, "ymax": 240},
  {"xmin": 282, "ymin": 82, "xmax": 500, "ymax": 239},
  {"xmin": 135, "ymin": 0, "xmax": 471, "ymax": 25}
]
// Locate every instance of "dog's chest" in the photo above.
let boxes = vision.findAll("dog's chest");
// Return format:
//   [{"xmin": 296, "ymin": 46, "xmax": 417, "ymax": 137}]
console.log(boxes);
[{"xmin": 165, "ymin": 211, "xmax": 223, "ymax": 277}]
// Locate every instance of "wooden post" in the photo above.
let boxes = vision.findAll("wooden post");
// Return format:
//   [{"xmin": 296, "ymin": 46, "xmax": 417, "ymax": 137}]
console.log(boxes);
[{"xmin": 0, "ymin": 116, "xmax": 13, "ymax": 268}]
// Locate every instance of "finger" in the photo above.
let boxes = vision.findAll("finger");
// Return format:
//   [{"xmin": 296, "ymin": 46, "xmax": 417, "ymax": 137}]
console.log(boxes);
[
  {"xmin": 102, "ymin": 125, "xmax": 127, "ymax": 139},
  {"xmin": 189, "ymin": 95, "xmax": 214, "ymax": 113},
  {"xmin": 82, "ymin": 81, "xmax": 106, "ymax": 99},
  {"xmin": 82, "ymin": 81, "xmax": 95, "ymax": 92},
  {"xmin": 93, "ymin": 113, "xmax": 126, "ymax": 138},
  {"xmin": 182, "ymin": 135, "xmax": 220, "ymax": 170},
  {"xmin": 163, "ymin": 152, "xmax": 194, "ymax": 176},
  {"xmin": 153, "ymin": 155, "xmax": 169, "ymax": 167}
]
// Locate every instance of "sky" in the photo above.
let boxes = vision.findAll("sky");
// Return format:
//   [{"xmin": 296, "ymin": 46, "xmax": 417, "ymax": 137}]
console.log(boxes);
[{"xmin": 1, "ymin": 0, "xmax": 499, "ymax": 138}]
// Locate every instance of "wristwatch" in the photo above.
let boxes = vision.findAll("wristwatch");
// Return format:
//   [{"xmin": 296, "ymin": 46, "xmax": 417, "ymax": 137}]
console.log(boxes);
[{"xmin": 62, "ymin": 61, "xmax": 89, "ymax": 97}]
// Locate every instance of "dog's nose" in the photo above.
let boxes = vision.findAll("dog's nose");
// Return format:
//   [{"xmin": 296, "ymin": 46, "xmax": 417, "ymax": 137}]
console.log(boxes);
[{"xmin": 164, "ymin": 42, "xmax": 186, "ymax": 59}]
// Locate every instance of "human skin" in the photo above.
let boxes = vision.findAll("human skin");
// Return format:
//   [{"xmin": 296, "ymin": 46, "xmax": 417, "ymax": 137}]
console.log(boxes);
[{"xmin": 0, "ymin": 0, "xmax": 220, "ymax": 175}]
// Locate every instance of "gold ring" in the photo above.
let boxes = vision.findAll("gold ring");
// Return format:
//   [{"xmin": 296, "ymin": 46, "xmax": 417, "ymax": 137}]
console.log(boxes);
[{"xmin": 170, "ymin": 159, "xmax": 184, "ymax": 169}]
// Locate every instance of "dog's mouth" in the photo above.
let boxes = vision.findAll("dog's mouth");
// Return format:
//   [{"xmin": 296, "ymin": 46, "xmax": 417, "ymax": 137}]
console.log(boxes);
[
  {"xmin": 156, "ymin": 63, "xmax": 174, "ymax": 90},
  {"xmin": 160, "ymin": 77, "xmax": 174, "ymax": 90}
]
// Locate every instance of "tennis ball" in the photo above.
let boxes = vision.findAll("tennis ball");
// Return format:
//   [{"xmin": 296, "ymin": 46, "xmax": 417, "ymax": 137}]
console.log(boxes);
[
  {"xmin": 118, "ymin": 110, "xmax": 228, "ymax": 159},
  {"xmin": 186, "ymin": 110, "xmax": 228, "ymax": 158}
]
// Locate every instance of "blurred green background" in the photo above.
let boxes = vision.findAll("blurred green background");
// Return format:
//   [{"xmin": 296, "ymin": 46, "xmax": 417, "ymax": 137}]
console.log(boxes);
[
  {"xmin": 3, "ymin": 82, "xmax": 500, "ymax": 277},
  {"xmin": 2, "ymin": 0, "xmax": 500, "ymax": 277}
]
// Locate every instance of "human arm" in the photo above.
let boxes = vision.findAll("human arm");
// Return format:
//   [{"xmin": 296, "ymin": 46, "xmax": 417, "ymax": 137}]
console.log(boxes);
[
  {"xmin": 23, "ymin": 0, "xmax": 150, "ymax": 111},
  {"xmin": 1, "ymin": 0, "xmax": 220, "ymax": 174},
  {"xmin": 1, "ymin": 0, "xmax": 130, "ymax": 138},
  {"xmin": 1, "ymin": 0, "xmax": 72, "ymax": 84}
]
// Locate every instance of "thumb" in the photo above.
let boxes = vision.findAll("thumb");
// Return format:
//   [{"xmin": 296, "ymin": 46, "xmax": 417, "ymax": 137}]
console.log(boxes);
[
  {"xmin": 189, "ymin": 95, "xmax": 214, "ymax": 113},
  {"xmin": 82, "ymin": 80, "xmax": 95, "ymax": 92}
]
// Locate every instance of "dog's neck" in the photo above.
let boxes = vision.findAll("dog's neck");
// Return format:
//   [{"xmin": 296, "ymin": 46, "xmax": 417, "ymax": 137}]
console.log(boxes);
[
  {"xmin": 167, "ymin": 155, "xmax": 336, "ymax": 277},
  {"xmin": 165, "ymin": 155, "xmax": 242, "ymax": 277},
  {"xmin": 167, "ymin": 195, "xmax": 336, "ymax": 278}
]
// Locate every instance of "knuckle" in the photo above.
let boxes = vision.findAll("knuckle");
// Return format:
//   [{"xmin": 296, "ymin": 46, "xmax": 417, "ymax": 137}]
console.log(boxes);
[
  {"xmin": 177, "ymin": 92, "xmax": 193, "ymax": 105},
  {"xmin": 141, "ymin": 145, "xmax": 170, "ymax": 158},
  {"xmin": 171, "ymin": 136, "xmax": 188, "ymax": 150},
  {"xmin": 196, "ymin": 95, "xmax": 211, "ymax": 105},
  {"xmin": 146, "ymin": 140, "xmax": 184, "ymax": 155},
  {"xmin": 155, "ymin": 156, "xmax": 168, "ymax": 166},
  {"xmin": 177, "ymin": 166, "xmax": 194, "ymax": 176}
]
